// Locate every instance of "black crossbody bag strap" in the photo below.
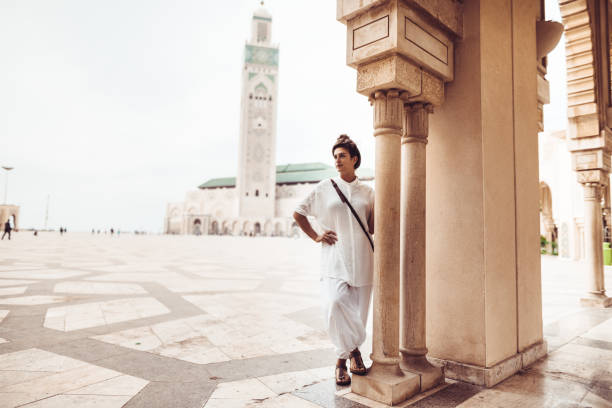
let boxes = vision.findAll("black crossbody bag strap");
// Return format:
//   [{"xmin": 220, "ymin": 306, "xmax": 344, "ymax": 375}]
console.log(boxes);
[{"xmin": 330, "ymin": 179, "xmax": 374, "ymax": 251}]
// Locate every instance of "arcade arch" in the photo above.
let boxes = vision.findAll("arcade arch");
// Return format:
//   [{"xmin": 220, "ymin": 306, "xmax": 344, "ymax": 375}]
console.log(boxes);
[
  {"xmin": 263, "ymin": 221, "xmax": 273, "ymax": 236},
  {"xmin": 232, "ymin": 220, "xmax": 241, "ymax": 236},
  {"xmin": 210, "ymin": 220, "xmax": 219, "ymax": 235},
  {"xmin": 0, "ymin": 205, "xmax": 19, "ymax": 231},
  {"xmin": 193, "ymin": 219, "xmax": 202, "ymax": 235},
  {"xmin": 539, "ymin": 182, "xmax": 556, "ymax": 254},
  {"xmin": 243, "ymin": 221, "xmax": 252, "ymax": 236}
]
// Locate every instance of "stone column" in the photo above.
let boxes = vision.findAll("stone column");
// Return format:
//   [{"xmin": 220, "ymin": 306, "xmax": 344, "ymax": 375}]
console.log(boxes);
[
  {"xmin": 370, "ymin": 90, "xmax": 402, "ymax": 366},
  {"xmin": 351, "ymin": 90, "xmax": 420, "ymax": 405},
  {"xmin": 399, "ymin": 102, "xmax": 443, "ymax": 390},
  {"xmin": 581, "ymin": 183, "xmax": 611, "ymax": 306},
  {"xmin": 336, "ymin": 1, "xmax": 459, "ymax": 402}
]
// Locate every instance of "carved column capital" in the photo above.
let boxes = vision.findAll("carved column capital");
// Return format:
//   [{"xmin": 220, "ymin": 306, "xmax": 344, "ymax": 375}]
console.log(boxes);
[
  {"xmin": 576, "ymin": 169, "xmax": 609, "ymax": 186},
  {"xmin": 369, "ymin": 90, "xmax": 403, "ymax": 137},
  {"xmin": 583, "ymin": 183, "xmax": 603, "ymax": 201},
  {"xmin": 403, "ymin": 103, "xmax": 433, "ymax": 145}
]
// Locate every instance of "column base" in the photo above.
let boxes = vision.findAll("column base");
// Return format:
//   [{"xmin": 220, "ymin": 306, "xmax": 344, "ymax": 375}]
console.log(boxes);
[
  {"xmin": 580, "ymin": 293, "xmax": 612, "ymax": 307},
  {"xmin": 351, "ymin": 362, "xmax": 420, "ymax": 406},
  {"xmin": 400, "ymin": 355, "xmax": 445, "ymax": 391},
  {"xmin": 429, "ymin": 341, "xmax": 547, "ymax": 387}
]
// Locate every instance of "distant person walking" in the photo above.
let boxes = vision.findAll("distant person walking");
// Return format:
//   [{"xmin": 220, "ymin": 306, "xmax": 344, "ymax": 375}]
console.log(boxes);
[
  {"xmin": 293, "ymin": 135, "xmax": 374, "ymax": 386},
  {"xmin": 2, "ymin": 220, "xmax": 12, "ymax": 240}
]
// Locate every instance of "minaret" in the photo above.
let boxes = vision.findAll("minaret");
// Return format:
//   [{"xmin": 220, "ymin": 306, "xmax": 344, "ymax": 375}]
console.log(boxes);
[{"xmin": 236, "ymin": 3, "xmax": 279, "ymax": 219}]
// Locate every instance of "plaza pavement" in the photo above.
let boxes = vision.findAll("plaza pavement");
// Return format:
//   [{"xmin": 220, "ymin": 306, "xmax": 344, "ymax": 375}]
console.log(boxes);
[{"xmin": 0, "ymin": 233, "xmax": 610, "ymax": 407}]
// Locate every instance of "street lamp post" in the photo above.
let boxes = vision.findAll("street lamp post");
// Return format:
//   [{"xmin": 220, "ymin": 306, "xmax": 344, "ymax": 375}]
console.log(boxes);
[{"xmin": 2, "ymin": 167, "xmax": 14, "ymax": 205}]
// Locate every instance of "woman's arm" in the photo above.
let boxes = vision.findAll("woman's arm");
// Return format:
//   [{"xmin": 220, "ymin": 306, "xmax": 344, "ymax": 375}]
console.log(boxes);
[{"xmin": 293, "ymin": 212, "xmax": 337, "ymax": 245}]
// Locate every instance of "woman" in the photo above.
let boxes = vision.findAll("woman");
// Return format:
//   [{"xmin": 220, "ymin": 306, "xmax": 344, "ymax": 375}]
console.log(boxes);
[{"xmin": 293, "ymin": 134, "xmax": 374, "ymax": 386}]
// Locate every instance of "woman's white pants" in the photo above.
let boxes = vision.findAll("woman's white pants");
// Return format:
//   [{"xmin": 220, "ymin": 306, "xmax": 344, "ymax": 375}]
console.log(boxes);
[{"xmin": 320, "ymin": 277, "xmax": 373, "ymax": 359}]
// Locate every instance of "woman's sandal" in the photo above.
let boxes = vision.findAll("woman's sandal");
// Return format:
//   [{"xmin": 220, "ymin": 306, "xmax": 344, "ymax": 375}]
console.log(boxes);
[
  {"xmin": 335, "ymin": 364, "xmax": 351, "ymax": 385},
  {"xmin": 349, "ymin": 349, "xmax": 367, "ymax": 376}
]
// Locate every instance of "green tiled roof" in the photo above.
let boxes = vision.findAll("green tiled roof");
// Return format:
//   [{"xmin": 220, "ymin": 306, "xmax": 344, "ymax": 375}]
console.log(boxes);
[
  {"xmin": 198, "ymin": 177, "xmax": 236, "ymax": 189},
  {"xmin": 198, "ymin": 162, "xmax": 374, "ymax": 189}
]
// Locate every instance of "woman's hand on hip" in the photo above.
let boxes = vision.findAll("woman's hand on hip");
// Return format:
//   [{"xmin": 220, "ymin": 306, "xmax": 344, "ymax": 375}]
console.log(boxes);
[{"xmin": 315, "ymin": 230, "xmax": 337, "ymax": 245}]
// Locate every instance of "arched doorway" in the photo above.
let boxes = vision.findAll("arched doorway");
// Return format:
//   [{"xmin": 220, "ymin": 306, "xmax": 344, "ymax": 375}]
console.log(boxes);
[
  {"xmin": 254, "ymin": 222, "xmax": 261, "ymax": 236},
  {"xmin": 243, "ymin": 221, "xmax": 251, "ymax": 236},
  {"xmin": 602, "ymin": 184, "xmax": 611, "ymax": 242},
  {"xmin": 210, "ymin": 220, "xmax": 219, "ymax": 235},
  {"xmin": 193, "ymin": 219, "xmax": 202, "ymax": 235},
  {"xmin": 540, "ymin": 182, "xmax": 556, "ymax": 254},
  {"xmin": 263, "ymin": 221, "xmax": 273, "ymax": 236}
]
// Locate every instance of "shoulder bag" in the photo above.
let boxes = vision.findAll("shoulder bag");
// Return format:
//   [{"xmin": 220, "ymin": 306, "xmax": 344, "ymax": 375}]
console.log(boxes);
[{"xmin": 330, "ymin": 179, "xmax": 374, "ymax": 251}]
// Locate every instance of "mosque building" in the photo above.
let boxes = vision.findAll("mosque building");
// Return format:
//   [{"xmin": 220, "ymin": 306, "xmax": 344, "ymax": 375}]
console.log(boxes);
[{"xmin": 164, "ymin": 6, "xmax": 373, "ymax": 236}]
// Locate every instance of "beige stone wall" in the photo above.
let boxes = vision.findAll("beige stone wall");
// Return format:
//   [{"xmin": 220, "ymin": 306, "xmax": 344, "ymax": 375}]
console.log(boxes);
[
  {"xmin": 426, "ymin": 0, "xmax": 486, "ymax": 366},
  {"xmin": 512, "ymin": 0, "xmax": 543, "ymax": 352},
  {"xmin": 427, "ymin": 0, "xmax": 542, "ymax": 368},
  {"xmin": 0, "ymin": 205, "xmax": 19, "ymax": 231}
]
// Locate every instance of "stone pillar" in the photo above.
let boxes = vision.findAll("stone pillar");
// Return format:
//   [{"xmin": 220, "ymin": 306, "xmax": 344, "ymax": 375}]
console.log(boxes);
[
  {"xmin": 581, "ymin": 182, "xmax": 612, "ymax": 306},
  {"xmin": 399, "ymin": 102, "xmax": 443, "ymax": 391},
  {"xmin": 336, "ymin": 0, "xmax": 460, "ymax": 403},
  {"xmin": 351, "ymin": 90, "xmax": 420, "ymax": 405},
  {"xmin": 370, "ymin": 90, "xmax": 402, "ymax": 366}
]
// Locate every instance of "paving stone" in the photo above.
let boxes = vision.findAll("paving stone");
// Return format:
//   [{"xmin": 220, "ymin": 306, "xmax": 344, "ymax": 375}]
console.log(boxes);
[
  {"xmin": 123, "ymin": 381, "xmax": 217, "ymax": 408},
  {"xmin": 0, "ymin": 234, "xmax": 610, "ymax": 408}
]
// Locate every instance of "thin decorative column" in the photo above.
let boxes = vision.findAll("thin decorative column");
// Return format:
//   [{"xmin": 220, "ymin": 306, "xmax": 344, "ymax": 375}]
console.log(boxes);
[
  {"xmin": 581, "ymin": 182, "xmax": 611, "ymax": 306},
  {"xmin": 399, "ymin": 102, "xmax": 443, "ymax": 390},
  {"xmin": 336, "ymin": 0, "xmax": 460, "ymax": 403},
  {"xmin": 560, "ymin": 0, "xmax": 611, "ymax": 308},
  {"xmin": 351, "ymin": 90, "xmax": 420, "ymax": 405},
  {"xmin": 371, "ymin": 90, "xmax": 402, "ymax": 366}
]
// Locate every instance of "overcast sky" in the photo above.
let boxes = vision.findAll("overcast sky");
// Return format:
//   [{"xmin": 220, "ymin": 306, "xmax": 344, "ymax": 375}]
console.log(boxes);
[{"xmin": 1, "ymin": 0, "xmax": 566, "ymax": 232}]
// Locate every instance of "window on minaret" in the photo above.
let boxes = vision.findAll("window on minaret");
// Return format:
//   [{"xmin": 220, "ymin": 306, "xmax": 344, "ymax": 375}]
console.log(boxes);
[{"xmin": 257, "ymin": 23, "xmax": 267, "ymax": 42}]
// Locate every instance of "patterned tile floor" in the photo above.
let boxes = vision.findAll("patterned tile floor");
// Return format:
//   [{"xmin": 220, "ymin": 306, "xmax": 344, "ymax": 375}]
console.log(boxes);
[{"xmin": 0, "ymin": 233, "xmax": 610, "ymax": 407}]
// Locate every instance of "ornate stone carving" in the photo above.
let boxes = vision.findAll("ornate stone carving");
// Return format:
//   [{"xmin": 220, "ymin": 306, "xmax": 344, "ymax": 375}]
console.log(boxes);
[
  {"xmin": 370, "ymin": 90, "xmax": 403, "ymax": 136},
  {"xmin": 558, "ymin": 0, "xmax": 600, "ymax": 139},
  {"xmin": 402, "ymin": 102, "xmax": 433, "ymax": 144},
  {"xmin": 583, "ymin": 182, "xmax": 602, "ymax": 201},
  {"xmin": 576, "ymin": 169, "xmax": 607, "ymax": 184}
]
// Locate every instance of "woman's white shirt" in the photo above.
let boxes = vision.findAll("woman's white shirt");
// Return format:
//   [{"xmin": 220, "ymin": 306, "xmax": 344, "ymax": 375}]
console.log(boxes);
[{"xmin": 295, "ymin": 177, "xmax": 374, "ymax": 287}]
